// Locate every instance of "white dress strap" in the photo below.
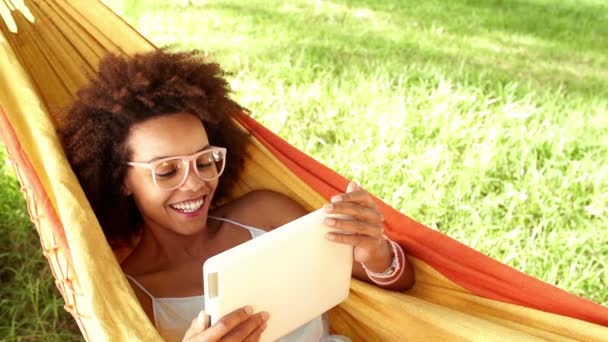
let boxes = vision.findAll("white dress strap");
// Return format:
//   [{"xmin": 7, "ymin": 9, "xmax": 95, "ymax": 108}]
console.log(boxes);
[
  {"xmin": 125, "ymin": 274, "xmax": 155, "ymax": 300},
  {"xmin": 208, "ymin": 216, "xmax": 267, "ymax": 238}
]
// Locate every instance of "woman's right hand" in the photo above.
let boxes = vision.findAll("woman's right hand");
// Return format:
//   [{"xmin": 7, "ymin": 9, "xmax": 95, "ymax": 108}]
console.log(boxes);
[{"xmin": 182, "ymin": 306, "xmax": 269, "ymax": 341}]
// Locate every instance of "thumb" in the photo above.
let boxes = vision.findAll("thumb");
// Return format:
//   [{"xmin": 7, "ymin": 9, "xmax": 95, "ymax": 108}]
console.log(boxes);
[
  {"xmin": 197, "ymin": 310, "xmax": 210, "ymax": 329},
  {"xmin": 183, "ymin": 310, "xmax": 209, "ymax": 340}
]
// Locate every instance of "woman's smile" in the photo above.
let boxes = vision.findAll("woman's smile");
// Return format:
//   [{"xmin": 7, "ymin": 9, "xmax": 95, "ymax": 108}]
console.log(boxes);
[{"xmin": 169, "ymin": 196, "xmax": 207, "ymax": 217}]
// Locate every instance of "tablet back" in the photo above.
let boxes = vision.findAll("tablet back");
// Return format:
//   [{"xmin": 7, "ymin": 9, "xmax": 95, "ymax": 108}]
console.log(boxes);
[{"xmin": 203, "ymin": 209, "xmax": 353, "ymax": 341}]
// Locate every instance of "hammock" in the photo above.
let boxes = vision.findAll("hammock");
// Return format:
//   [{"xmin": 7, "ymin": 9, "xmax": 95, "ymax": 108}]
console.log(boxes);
[{"xmin": 0, "ymin": 1, "xmax": 606, "ymax": 341}]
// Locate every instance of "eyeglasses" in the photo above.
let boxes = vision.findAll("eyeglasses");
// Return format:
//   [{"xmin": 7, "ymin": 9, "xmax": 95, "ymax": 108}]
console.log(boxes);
[{"xmin": 126, "ymin": 147, "xmax": 227, "ymax": 191}]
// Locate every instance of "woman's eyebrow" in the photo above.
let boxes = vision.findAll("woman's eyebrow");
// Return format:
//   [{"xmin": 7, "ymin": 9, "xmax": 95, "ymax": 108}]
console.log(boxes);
[{"xmin": 146, "ymin": 145, "xmax": 211, "ymax": 163}]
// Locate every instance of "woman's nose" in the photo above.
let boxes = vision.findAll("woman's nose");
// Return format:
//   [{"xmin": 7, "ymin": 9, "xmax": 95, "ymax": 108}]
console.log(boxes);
[{"xmin": 178, "ymin": 164, "xmax": 207, "ymax": 192}]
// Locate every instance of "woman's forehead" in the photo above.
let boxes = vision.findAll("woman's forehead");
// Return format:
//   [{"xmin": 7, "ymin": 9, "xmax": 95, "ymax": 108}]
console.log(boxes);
[{"xmin": 126, "ymin": 113, "xmax": 209, "ymax": 160}]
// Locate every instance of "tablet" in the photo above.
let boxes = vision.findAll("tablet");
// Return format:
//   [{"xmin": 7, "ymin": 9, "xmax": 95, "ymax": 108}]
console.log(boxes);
[{"xmin": 202, "ymin": 209, "xmax": 353, "ymax": 342}]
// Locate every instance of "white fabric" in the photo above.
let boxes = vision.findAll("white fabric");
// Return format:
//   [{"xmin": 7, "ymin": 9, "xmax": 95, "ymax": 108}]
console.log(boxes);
[{"xmin": 126, "ymin": 217, "xmax": 331, "ymax": 341}]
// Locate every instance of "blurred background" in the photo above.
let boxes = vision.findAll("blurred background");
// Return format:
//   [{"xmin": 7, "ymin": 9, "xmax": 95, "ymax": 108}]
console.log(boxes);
[{"xmin": 1, "ymin": 0, "xmax": 606, "ymax": 340}]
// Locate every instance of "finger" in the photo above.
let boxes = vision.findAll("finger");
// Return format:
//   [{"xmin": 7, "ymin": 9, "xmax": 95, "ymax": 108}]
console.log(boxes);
[
  {"xmin": 183, "ymin": 311, "xmax": 209, "ymax": 340},
  {"xmin": 324, "ymin": 217, "xmax": 383, "ymax": 238},
  {"xmin": 243, "ymin": 320, "xmax": 268, "ymax": 342},
  {"xmin": 346, "ymin": 181, "xmax": 359, "ymax": 193},
  {"xmin": 221, "ymin": 312, "xmax": 269, "ymax": 341},
  {"xmin": 201, "ymin": 306, "xmax": 253, "ymax": 340},
  {"xmin": 325, "ymin": 202, "xmax": 383, "ymax": 224},
  {"xmin": 325, "ymin": 231, "xmax": 383, "ymax": 249},
  {"xmin": 331, "ymin": 190, "xmax": 378, "ymax": 210}
]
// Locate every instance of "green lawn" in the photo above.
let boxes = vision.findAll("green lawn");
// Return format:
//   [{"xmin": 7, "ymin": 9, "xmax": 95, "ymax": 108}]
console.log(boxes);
[
  {"xmin": 0, "ymin": 149, "xmax": 82, "ymax": 341},
  {"xmin": 1, "ymin": 0, "xmax": 606, "ymax": 339}
]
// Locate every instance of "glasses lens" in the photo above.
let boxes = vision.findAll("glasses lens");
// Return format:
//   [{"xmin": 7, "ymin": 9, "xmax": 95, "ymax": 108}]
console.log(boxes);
[
  {"xmin": 194, "ymin": 149, "xmax": 226, "ymax": 180},
  {"xmin": 153, "ymin": 159, "xmax": 186, "ymax": 190}
]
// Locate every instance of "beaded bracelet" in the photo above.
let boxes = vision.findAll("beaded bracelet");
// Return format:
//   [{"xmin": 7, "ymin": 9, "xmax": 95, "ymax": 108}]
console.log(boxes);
[
  {"xmin": 367, "ymin": 240, "xmax": 406, "ymax": 286},
  {"xmin": 361, "ymin": 238, "xmax": 404, "ymax": 282},
  {"xmin": 371, "ymin": 243, "xmax": 406, "ymax": 286}
]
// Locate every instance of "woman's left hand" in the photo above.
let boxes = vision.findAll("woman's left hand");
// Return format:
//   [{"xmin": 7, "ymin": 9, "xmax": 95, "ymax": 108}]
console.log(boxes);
[{"xmin": 323, "ymin": 181, "xmax": 392, "ymax": 272}]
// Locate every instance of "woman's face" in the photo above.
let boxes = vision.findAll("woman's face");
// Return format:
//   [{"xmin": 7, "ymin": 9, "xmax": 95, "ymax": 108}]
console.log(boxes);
[{"xmin": 123, "ymin": 112, "xmax": 218, "ymax": 236}]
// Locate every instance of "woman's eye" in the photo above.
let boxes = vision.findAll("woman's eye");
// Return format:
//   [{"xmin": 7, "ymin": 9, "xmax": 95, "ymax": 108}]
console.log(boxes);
[
  {"xmin": 155, "ymin": 169, "xmax": 177, "ymax": 177},
  {"xmin": 196, "ymin": 162, "xmax": 212, "ymax": 169},
  {"xmin": 155, "ymin": 162, "xmax": 178, "ymax": 177},
  {"xmin": 196, "ymin": 155, "xmax": 213, "ymax": 169}
]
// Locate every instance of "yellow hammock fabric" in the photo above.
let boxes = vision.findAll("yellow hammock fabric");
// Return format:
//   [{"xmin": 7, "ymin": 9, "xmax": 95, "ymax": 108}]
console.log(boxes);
[{"xmin": 1, "ymin": 1, "xmax": 607, "ymax": 341}]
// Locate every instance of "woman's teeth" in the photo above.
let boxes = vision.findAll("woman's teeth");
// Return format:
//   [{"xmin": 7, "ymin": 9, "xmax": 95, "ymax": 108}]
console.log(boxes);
[{"xmin": 171, "ymin": 199, "xmax": 204, "ymax": 213}]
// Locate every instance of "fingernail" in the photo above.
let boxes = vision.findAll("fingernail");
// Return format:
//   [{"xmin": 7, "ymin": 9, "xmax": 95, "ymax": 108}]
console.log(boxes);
[
  {"xmin": 245, "ymin": 306, "xmax": 253, "ymax": 314},
  {"xmin": 325, "ymin": 218, "xmax": 336, "ymax": 226},
  {"xmin": 331, "ymin": 195, "xmax": 342, "ymax": 203},
  {"xmin": 197, "ymin": 311, "xmax": 206, "ymax": 328},
  {"xmin": 326, "ymin": 233, "xmax": 336, "ymax": 240},
  {"xmin": 261, "ymin": 322, "xmax": 268, "ymax": 330},
  {"xmin": 324, "ymin": 203, "xmax": 334, "ymax": 212},
  {"xmin": 261, "ymin": 312, "xmax": 270, "ymax": 321}
]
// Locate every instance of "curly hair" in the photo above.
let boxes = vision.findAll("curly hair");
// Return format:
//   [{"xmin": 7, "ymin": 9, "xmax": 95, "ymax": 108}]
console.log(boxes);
[{"xmin": 59, "ymin": 49, "xmax": 250, "ymax": 249}]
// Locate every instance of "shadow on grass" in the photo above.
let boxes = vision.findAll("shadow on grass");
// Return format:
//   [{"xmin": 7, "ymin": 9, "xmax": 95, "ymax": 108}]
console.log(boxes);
[
  {"xmin": 339, "ymin": 0, "xmax": 608, "ymax": 50},
  {"xmin": 141, "ymin": 0, "xmax": 608, "ymax": 99}
]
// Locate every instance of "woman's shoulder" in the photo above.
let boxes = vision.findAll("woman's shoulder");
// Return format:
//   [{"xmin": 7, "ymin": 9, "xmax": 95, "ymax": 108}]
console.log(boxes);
[{"xmin": 213, "ymin": 189, "xmax": 308, "ymax": 231}]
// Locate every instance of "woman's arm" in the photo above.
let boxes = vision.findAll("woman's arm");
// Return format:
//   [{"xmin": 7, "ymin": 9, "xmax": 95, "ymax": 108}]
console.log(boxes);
[{"xmin": 234, "ymin": 187, "xmax": 415, "ymax": 291}]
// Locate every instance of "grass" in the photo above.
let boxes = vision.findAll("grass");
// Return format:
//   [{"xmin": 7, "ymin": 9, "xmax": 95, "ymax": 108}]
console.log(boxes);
[
  {"xmin": 1, "ymin": 0, "xmax": 606, "ymax": 339},
  {"xmin": 0, "ymin": 148, "xmax": 82, "ymax": 341}
]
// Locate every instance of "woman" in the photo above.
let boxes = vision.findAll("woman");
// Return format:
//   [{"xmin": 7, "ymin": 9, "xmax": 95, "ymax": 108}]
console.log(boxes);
[{"xmin": 60, "ymin": 49, "xmax": 414, "ymax": 341}]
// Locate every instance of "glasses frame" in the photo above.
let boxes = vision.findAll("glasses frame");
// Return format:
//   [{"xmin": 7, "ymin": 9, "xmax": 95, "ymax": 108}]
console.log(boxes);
[{"xmin": 126, "ymin": 146, "xmax": 227, "ymax": 191}]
